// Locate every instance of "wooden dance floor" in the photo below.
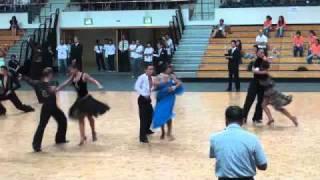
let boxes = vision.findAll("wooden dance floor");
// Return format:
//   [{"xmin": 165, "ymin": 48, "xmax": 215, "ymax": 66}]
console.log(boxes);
[{"xmin": 0, "ymin": 91, "xmax": 319, "ymax": 180}]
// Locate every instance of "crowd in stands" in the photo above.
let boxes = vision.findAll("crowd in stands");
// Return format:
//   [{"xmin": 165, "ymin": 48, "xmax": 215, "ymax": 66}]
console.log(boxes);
[
  {"xmin": 0, "ymin": 0, "xmax": 46, "ymax": 12},
  {"xmin": 220, "ymin": 0, "xmax": 320, "ymax": 8},
  {"xmin": 212, "ymin": 15, "xmax": 320, "ymax": 64}
]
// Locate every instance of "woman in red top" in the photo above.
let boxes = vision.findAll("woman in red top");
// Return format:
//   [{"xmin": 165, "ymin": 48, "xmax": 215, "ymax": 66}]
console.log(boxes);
[
  {"xmin": 276, "ymin": 16, "xmax": 286, "ymax": 37},
  {"xmin": 263, "ymin": 15, "xmax": 272, "ymax": 37}
]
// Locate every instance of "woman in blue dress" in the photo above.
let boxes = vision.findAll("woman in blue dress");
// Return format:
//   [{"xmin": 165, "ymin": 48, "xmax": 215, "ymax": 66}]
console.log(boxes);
[{"xmin": 152, "ymin": 65, "xmax": 184, "ymax": 141}]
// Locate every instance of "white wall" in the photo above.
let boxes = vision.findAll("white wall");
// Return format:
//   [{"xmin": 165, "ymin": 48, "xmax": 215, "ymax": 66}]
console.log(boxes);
[
  {"xmin": 0, "ymin": 13, "xmax": 39, "ymax": 29},
  {"xmin": 59, "ymin": 10, "xmax": 176, "ymax": 29},
  {"xmin": 183, "ymin": 6, "xmax": 320, "ymax": 26}
]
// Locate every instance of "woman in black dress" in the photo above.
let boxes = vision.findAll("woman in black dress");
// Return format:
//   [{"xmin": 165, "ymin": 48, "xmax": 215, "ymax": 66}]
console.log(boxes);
[{"xmin": 57, "ymin": 65, "xmax": 110, "ymax": 145}]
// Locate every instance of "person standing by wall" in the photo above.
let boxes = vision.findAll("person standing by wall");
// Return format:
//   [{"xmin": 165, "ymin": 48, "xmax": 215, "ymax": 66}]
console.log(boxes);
[
  {"xmin": 143, "ymin": 42, "xmax": 154, "ymax": 66},
  {"xmin": 118, "ymin": 35, "xmax": 130, "ymax": 72},
  {"xmin": 129, "ymin": 40, "xmax": 137, "ymax": 78},
  {"xmin": 107, "ymin": 40, "xmax": 116, "ymax": 71},
  {"xmin": 94, "ymin": 39, "xmax": 106, "ymax": 71},
  {"xmin": 70, "ymin": 36, "xmax": 83, "ymax": 71},
  {"xmin": 210, "ymin": 106, "xmax": 268, "ymax": 180},
  {"xmin": 56, "ymin": 40, "xmax": 68, "ymax": 73},
  {"xmin": 132, "ymin": 40, "xmax": 144, "ymax": 78}
]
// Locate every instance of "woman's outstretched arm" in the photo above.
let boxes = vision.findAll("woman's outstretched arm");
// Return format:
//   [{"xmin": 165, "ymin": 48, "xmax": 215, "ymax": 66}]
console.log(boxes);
[
  {"xmin": 83, "ymin": 73, "xmax": 104, "ymax": 89},
  {"xmin": 56, "ymin": 76, "xmax": 73, "ymax": 91}
]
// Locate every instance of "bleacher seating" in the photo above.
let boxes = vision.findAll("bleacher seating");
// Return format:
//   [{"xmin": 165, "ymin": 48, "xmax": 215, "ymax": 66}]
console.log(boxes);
[
  {"xmin": 220, "ymin": 0, "xmax": 320, "ymax": 8},
  {"xmin": 0, "ymin": 30, "xmax": 23, "ymax": 57},
  {"xmin": 199, "ymin": 24, "xmax": 320, "ymax": 79}
]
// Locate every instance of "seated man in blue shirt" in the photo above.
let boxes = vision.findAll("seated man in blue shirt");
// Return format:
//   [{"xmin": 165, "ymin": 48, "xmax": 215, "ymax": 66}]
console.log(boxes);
[{"xmin": 209, "ymin": 106, "xmax": 267, "ymax": 180}]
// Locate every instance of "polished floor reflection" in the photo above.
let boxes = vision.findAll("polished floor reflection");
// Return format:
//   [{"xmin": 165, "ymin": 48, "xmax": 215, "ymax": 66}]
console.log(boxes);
[{"xmin": 0, "ymin": 91, "xmax": 318, "ymax": 180}]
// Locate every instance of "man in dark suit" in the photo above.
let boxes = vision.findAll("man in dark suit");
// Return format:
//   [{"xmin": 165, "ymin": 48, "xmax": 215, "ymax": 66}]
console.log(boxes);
[
  {"xmin": 0, "ymin": 66, "xmax": 34, "ymax": 115},
  {"xmin": 70, "ymin": 36, "xmax": 83, "ymax": 71},
  {"xmin": 153, "ymin": 42, "xmax": 168, "ymax": 74},
  {"xmin": 226, "ymin": 40, "xmax": 241, "ymax": 92}
]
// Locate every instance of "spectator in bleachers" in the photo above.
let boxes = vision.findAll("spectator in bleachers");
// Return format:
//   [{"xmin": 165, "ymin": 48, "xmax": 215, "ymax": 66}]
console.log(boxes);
[
  {"xmin": 212, "ymin": 19, "xmax": 227, "ymax": 38},
  {"xmin": 306, "ymin": 39, "xmax": 320, "ymax": 64},
  {"xmin": 243, "ymin": 45, "xmax": 259, "ymax": 60},
  {"xmin": 292, "ymin": 31, "xmax": 304, "ymax": 57},
  {"xmin": 263, "ymin": 15, "xmax": 272, "ymax": 37},
  {"xmin": 9, "ymin": 16, "xmax": 19, "ymax": 35},
  {"xmin": 256, "ymin": 29, "xmax": 269, "ymax": 55},
  {"xmin": 308, "ymin": 30, "xmax": 317, "ymax": 49},
  {"xmin": 276, "ymin": 16, "xmax": 286, "ymax": 37}
]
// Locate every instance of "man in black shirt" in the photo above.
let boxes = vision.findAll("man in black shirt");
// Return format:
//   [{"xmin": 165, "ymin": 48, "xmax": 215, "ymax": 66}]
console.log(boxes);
[
  {"xmin": 23, "ymin": 67, "xmax": 68, "ymax": 152},
  {"xmin": 226, "ymin": 40, "xmax": 241, "ymax": 91},
  {"xmin": 8, "ymin": 54, "xmax": 20, "ymax": 77},
  {"xmin": 243, "ymin": 49, "xmax": 267, "ymax": 124},
  {"xmin": 70, "ymin": 36, "xmax": 83, "ymax": 71},
  {"xmin": 0, "ymin": 66, "xmax": 34, "ymax": 115}
]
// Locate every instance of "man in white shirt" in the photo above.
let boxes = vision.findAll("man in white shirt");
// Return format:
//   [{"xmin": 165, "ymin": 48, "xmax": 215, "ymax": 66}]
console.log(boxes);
[
  {"xmin": 94, "ymin": 39, "xmax": 106, "ymax": 71},
  {"xmin": 103, "ymin": 39, "xmax": 109, "ymax": 70},
  {"xmin": 118, "ymin": 35, "xmax": 129, "ymax": 72},
  {"xmin": 134, "ymin": 64, "xmax": 154, "ymax": 143},
  {"xmin": 129, "ymin": 40, "xmax": 137, "ymax": 77},
  {"xmin": 106, "ymin": 40, "xmax": 116, "ymax": 71},
  {"xmin": 56, "ymin": 40, "xmax": 68, "ymax": 73},
  {"xmin": 256, "ymin": 30, "xmax": 269, "ymax": 55},
  {"xmin": 165, "ymin": 34, "xmax": 174, "ymax": 59},
  {"xmin": 144, "ymin": 42, "xmax": 154, "ymax": 65},
  {"xmin": 132, "ymin": 40, "xmax": 144, "ymax": 78}
]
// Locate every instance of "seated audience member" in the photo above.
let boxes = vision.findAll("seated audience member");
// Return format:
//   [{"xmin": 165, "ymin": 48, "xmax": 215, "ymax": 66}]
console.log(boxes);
[
  {"xmin": 306, "ymin": 39, "xmax": 320, "ymax": 64},
  {"xmin": 9, "ymin": 16, "xmax": 19, "ymax": 35},
  {"xmin": 263, "ymin": 15, "xmax": 272, "ymax": 37},
  {"xmin": 256, "ymin": 30, "xmax": 269, "ymax": 55},
  {"xmin": 212, "ymin": 19, "xmax": 228, "ymax": 38},
  {"xmin": 276, "ymin": 16, "xmax": 286, "ymax": 37},
  {"xmin": 210, "ymin": 106, "xmax": 268, "ymax": 180},
  {"xmin": 292, "ymin": 31, "xmax": 304, "ymax": 57},
  {"xmin": 243, "ymin": 45, "xmax": 259, "ymax": 60},
  {"xmin": 308, "ymin": 30, "xmax": 317, "ymax": 49}
]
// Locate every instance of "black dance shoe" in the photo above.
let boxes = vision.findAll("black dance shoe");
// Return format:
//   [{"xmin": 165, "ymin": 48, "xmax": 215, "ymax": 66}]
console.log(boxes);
[
  {"xmin": 140, "ymin": 138, "xmax": 149, "ymax": 143},
  {"xmin": 23, "ymin": 106, "xmax": 35, "ymax": 113},
  {"xmin": 146, "ymin": 130, "xmax": 154, "ymax": 135},
  {"xmin": 33, "ymin": 148, "xmax": 42, "ymax": 153},
  {"xmin": 56, "ymin": 140, "xmax": 70, "ymax": 144}
]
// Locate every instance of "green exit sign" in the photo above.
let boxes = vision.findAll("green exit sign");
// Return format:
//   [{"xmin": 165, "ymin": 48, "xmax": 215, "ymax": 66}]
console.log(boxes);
[
  {"xmin": 84, "ymin": 18, "xmax": 93, "ymax": 25},
  {"xmin": 143, "ymin": 16, "xmax": 152, "ymax": 25}
]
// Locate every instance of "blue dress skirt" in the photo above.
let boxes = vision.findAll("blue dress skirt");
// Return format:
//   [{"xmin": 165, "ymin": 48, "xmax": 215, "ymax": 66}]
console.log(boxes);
[{"xmin": 151, "ymin": 80, "xmax": 184, "ymax": 129}]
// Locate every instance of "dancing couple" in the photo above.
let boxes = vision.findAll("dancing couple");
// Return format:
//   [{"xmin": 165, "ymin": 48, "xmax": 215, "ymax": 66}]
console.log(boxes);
[
  {"xmin": 243, "ymin": 49, "xmax": 298, "ymax": 126},
  {"xmin": 135, "ymin": 64, "xmax": 183, "ymax": 143},
  {"xmin": 23, "ymin": 65, "xmax": 109, "ymax": 152}
]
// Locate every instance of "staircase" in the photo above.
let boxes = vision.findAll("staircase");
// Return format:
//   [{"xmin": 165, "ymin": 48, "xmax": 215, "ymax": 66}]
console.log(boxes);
[
  {"xmin": 172, "ymin": 26, "xmax": 212, "ymax": 78},
  {"xmin": 4, "ymin": 29, "xmax": 34, "ymax": 62}
]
